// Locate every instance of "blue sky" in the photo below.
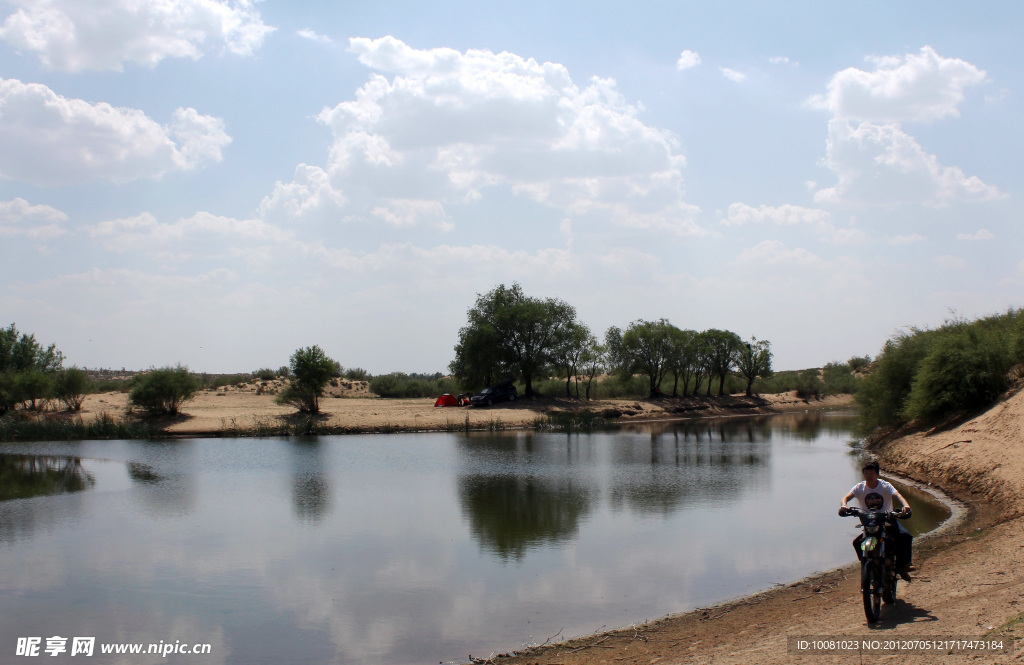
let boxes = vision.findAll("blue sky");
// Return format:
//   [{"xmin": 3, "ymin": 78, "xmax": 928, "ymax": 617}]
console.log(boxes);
[{"xmin": 1, "ymin": 0, "xmax": 1021, "ymax": 374}]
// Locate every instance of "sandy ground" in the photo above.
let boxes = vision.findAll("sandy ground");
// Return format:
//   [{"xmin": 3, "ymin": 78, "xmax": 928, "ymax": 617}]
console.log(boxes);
[{"xmin": 73, "ymin": 384, "xmax": 853, "ymax": 435}]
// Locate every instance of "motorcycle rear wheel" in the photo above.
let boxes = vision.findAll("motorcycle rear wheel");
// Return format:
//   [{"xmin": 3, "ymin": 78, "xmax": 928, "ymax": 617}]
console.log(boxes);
[{"xmin": 862, "ymin": 560, "xmax": 882, "ymax": 623}]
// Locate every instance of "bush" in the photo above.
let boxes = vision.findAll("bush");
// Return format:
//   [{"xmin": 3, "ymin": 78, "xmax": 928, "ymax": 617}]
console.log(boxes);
[
  {"xmin": 822, "ymin": 362, "xmax": 860, "ymax": 394},
  {"xmin": 901, "ymin": 325, "xmax": 1013, "ymax": 424},
  {"xmin": 857, "ymin": 309, "xmax": 1024, "ymax": 432},
  {"xmin": 369, "ymin": 372, "xmax": 455, "ymax": 398},
  {"xmin": 344, "ymin": 367, "xmax": 371, "ymax": 381},
  {"xmin": 128, "ymin": 365, "xmax": 201, "ymax": 416},
  {"xmin": 53, "ymin": 367, "xmax": 92, "ymax": 411},
  {"xmin": 848, "ymin": 355, "xmax": 872, "ymax": 372},
  {"xmin": 254, "ymin": 368, "xmax": 278, "ymax": 381},
  {"xmin": 276, "ymin": 346, "xmax": 340, "ymax": 413},
  {"xmin": 795, "ymin": 369, "xmax": 825, "ymax": 399}
]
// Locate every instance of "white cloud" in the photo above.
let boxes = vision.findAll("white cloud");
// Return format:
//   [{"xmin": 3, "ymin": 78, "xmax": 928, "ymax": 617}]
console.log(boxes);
[
  {"xmin": 810, "ymin": 47, "xmax": 999, "ymax": 208},
  {"xmin": 721, "ymin": 203, "xmax": 831, "ymax": 231},
  {"xmin": 956, "ymin": 229, "xmax": 994, "ymax": 241},
  {"xmin": 935, "ymin": 254, "xmax": 966, "ymax": 269},
  {"xmin": 814, "ymin": 119, "xmax": 1001, "ymax": 206},
  {"xmin": 808, "ymin": 46, "xmax": 986, "ymax": 123},
  {"xmin": 297, "ymin": 28, "xmax": 332, "ymax": 45},
  {"xmin": 0, "ymin": 0, "xmax": 274, "ymax": 72},
  {"xmin": 885, "ymin": 233, "xmax": 926, "ymax": 245},
  {"xmin": 720, "ymin": 67, "xmax": 746, "ymax": 83},
  {"xmin": 0, "ymin": 196, "xmax": 67, "ymax": 239},
  {"xmin": 87, "ymin": 211, "xmax": 292, "ymax": 258},
  {"xmin": 0, "ymin": 78, "xmax": 230, "ymax": 185},
  {"xmin": 733, "ymin": 240, "xmax": 825, "ymax": 268},
  {"xmin": 769, "ymin": 56, "xmax": 793, "ymax": 66},
  {"xmin": 676, "ymin": 50, "xmax": 700, "ymax": 70},
  {"xmin": 265, "ymin": 36, "xmax": 700, "ymax": 235}
]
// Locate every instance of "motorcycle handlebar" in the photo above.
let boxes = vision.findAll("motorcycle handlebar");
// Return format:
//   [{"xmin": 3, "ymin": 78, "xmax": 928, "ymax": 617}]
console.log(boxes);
[{"xmin": 839, "ymin": 506, "xmax": 912, "ymax": 519}]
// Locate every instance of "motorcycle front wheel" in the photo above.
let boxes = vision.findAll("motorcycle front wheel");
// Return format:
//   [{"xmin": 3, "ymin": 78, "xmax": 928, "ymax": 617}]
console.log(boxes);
[{"xmin": 862, "ymin": 559, "xmax": 882, "ymax": 623}]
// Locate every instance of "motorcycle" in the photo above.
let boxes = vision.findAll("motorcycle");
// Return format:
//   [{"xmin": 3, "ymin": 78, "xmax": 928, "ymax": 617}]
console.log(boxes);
[{"xmin": 839, "ymin": 506, "xmax": 912, "ymax": 623}]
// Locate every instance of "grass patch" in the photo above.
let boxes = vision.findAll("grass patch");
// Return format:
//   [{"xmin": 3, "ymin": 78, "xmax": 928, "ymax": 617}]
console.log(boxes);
[
  {"xmin": 533, "ymin": 409, "xmax": 609, "ymax": 432},
  {"xmin": 0, "ymin": 412, "xmax": 161, "ymax": 441}
]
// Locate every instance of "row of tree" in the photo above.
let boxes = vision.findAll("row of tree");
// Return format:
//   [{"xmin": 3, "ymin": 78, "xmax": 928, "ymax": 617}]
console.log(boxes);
[
  {"xmin": 449, "ymin": 284, "xmax": 773, "ymax": 399},
  {"xmin": 0, "ymin": 324, "xmax": 91, "ymax": 415}
]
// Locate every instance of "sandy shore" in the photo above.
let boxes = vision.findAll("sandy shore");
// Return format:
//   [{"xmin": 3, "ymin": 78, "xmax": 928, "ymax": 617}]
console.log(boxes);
[{"xmin": 73, "ymin": 386, "xmax": 854, "ymax": 435}]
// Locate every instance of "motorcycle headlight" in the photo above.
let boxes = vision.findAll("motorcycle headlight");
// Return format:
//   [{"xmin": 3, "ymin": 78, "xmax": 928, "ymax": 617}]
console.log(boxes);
[{"xmin": 861, "ymin": 536, "xmax": 880, "ymax": 552}]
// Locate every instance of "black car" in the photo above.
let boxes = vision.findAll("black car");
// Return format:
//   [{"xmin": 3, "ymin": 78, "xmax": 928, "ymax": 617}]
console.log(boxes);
[{"xmin": 470, "ymin": 380, "xmax": 518, "ymax": 406}]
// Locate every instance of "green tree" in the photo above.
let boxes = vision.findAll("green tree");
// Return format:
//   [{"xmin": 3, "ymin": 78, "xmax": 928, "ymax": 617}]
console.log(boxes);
[
  {"xmin": 607, "ymin": 319, "xmax": 676, "ymax": 398},
  {"xmin": 129, "ymin": 365, "xmax": 201, "ymax": 416},
  {"xmin": 579, "ymin": 341, "xmax": 606, "ymax": 401},
  {"xmin": 54, "ymin": 367, "xmax": 92, "ymax": 411},
  {"xmin": 551, "ymin": 322, "xmax": 594, "ymax": 398},
  {"xmin": 276, "ymin": 346, "xmax": 341, "ymax": 413},
  {"xmin": 736, "ymin": 337, "xmax": 773, "ymax": 397},
  {"xmin": 703, "ymin": 329, "xmax": 743, "ymax": 396},
  {"xmin": 451, "ymin": 283, "xmax": 576, "ymax": 397},
  {"xmin": 665, "ymin": 327, "xmax": 698, "ymax": 397}
]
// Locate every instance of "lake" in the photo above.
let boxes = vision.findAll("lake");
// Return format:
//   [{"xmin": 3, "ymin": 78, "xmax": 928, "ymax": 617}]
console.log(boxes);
[{"xmin": 0, "ymin": 412, "xmax": 948, "ymax": 664}]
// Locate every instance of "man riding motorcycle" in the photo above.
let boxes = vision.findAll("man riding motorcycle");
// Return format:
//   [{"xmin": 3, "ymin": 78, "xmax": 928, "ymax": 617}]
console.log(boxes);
[{"xmin": 839, "ymin": 460, "xmax": 914, "ymax": 582}]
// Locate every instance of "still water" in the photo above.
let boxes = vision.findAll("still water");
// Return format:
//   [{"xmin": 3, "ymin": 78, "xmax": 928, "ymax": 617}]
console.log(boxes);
[{"xmin": 0, "ymin": 412, "xmax": 947, "ymax": 664}]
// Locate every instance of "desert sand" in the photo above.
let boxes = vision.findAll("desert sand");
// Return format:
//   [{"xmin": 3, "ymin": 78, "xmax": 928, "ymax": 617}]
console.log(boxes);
[{"xmin": 74, "ymin": 383, "xmax": 853, "ymax": 435}]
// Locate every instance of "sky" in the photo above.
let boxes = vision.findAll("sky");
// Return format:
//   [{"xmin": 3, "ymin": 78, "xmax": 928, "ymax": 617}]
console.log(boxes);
[{"xmin": 1, "ymin": 1, "xmax": 1021, "ymax": 375}]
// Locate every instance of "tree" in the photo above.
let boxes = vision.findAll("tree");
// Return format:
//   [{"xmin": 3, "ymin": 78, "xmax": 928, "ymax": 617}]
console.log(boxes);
[
  {"xmin": 703, "ymin": 329, "xmax": 743, "ymax": 396},
  {"xmin": 665, "ymin": 327, "xmax": 698, "ymax": 397},
  {"xmin": 276, "ymin": 345, "xmax": 341, "ymax": 413},
  {"xmin": 579, "ymin": 341, "xmax": 606, "ymax": 401},
  {"xmin": 129, "ymin": 365, "xmax": 201, "ymax": 416},
  {"xmin": 451, "ymin": 283, "xmax": 576, "ymax": 397},
  {"xmin": 551, "ymin": 322, "xmax": 594, "ymax": 398},
  {"xmin": 0, "ymin": 323, "xmax": 64, "ymax": 414},
  {"xmin": 607, "ymin": 319, "xmax": 677, "ymax": 398},
  {"xmin": 736, "ymin": 337, "xmax": 773, "ymax": 396},
  {"xmin": 54, "ymin": 367, "xmax": 92, "ymax": 411}
]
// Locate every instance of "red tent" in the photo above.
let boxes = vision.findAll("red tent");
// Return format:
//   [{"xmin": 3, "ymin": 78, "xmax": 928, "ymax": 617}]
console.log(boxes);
[{"xmin": 434, "ymin": 394, "xmax": 459, "ymax": 407}]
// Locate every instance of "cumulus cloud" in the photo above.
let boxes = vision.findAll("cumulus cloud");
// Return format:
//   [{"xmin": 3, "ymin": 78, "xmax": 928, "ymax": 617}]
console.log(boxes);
[
  {"xmin": 269, "ymin": 36, "xmax": 699, "ymax": 235},
  {"xmin": 676, "ymin": 50, "xmax": 700, "ymax": 70},
  {"xmin": 0, "ymin": 197, "xmax": 67, "ymax": 238},
  {"xmin": 0, "ymin": 0, "xmax": 274, "ymax": 72},
  {"xmin": 733, "ymin": 240, "xmax": 825, "ymax": 268},
  {"xmin": 721, "ymin": 203, "xmax": 831, "ymax": 230},
  {"xmin": 814, "ymin": 119, "xmax": 1001, "ymax": 206},
  {"xmin": 809, "ymin": 46, "xmax": 986, "ymax": 124},
  {"xmin": 809, "ymin": 47, "xmax": 1000, "ymax": 208},
  {"xmin": 956, "ymin": 229, "xmax": 994, "ymax": 241},
  {"xmin": 0, "ymin": 78, "xmax": 230, "ymax": 185},
  {"xmin": 719, "ymin": 67, "xmax": 746, "ymax": 83},
  {"xmin": 297, "ymin": 28, "xmax": 332, "ymax": 45}
]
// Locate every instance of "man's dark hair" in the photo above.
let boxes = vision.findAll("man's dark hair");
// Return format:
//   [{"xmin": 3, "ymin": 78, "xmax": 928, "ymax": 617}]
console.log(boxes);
[{"xmin": 862, "ymin": 460, "xmax": 881, "ymax": 473}]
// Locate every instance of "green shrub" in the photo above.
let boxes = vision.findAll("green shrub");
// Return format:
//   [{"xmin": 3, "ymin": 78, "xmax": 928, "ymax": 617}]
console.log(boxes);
[
  {"xmin": 344, "ymin": 367, "xmax": 371, "ymax": 381},
  {"xmin": 128, "ymin": 365, "xmax": 201, "ymax": 416},
  {"xmin": 253, "ymin": 368, "xmax": 278, "ymax": 381},
  {"xmin": 848, "ymin": 355, "xmax": 872, "ymax": 372},
  {"xmin": 856, "ymin": 329, "xmax": 936, "ymax": 431},
  {"xmin": 901, "ymin": 325, "xmax": 1012, "ymax": 424},
  {"xmin": 795, "ymin": 369, "xmax": 825, "ymax": 399},
  {"xmin": 822, "ymin": 362, "xmax": 860, "ymax": 394},
  {"xmin": 53, "ymin": 367, "xmax": 92, "ymax": 411},
  {"xmin": 276, "ymin": 346, "xmax": 340, "ymax": 413},
  {"xmin": 369, "ymin": 372, "xmax": 452, "ymax": 398}
]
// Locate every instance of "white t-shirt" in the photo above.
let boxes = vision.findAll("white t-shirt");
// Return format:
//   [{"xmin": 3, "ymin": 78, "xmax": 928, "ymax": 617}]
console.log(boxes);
[{"xmin": 849, "ymin": 479, "xmax": 898, "ymax": 512}]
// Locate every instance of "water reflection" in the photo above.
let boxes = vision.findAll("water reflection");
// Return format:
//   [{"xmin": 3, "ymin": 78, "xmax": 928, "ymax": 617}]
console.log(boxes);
[
  {"xmin": 0, "ymin": 454, "xmax": 94, "ymax": 501},
  {"xmin": 289, "ymin": 439, "xmax": 332, "ymax": 523}
]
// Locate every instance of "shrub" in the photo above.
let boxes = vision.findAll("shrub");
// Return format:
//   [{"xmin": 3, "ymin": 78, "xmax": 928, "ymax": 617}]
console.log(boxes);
[
  {"xmin": 344, "ymin": 367, "xmax": 371, "ymax": 381},
  {"xmin": 369, "ymin": 372, "xmax": 453, "ymax": 398},
  {"xmin": 848, "ymin": 355, "xmax": 872, "ymax": 372},
  {"xmin": 276, "ymin": 346, "xmax": 340, "ymax": 413},
  {"xmin": 53, "ymin": 367, "xmax": 92, "ymax": 411},
  {"xmin": 822, "ymin": 362, "xmax": 860, "ymax": 394},
  {"xmin": 795, "ymin": 369, "xmax": 824, "ymax": 399},
  {"xmin": 128, "ymin": 365, "xmax": 201, "ymax": 416},
  {"xmin": 254, "ymin": 367, "xmax": 278, "ymax": 381},
  {"xmin": 901, "ymin": 325, "xmax": 1012, "ymax": 424}
]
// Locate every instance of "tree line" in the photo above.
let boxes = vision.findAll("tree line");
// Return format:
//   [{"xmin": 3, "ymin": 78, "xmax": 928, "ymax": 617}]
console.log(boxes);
[{"xmin": 449, "ymin": 283, "xmax": 774, "ymax": 399}]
